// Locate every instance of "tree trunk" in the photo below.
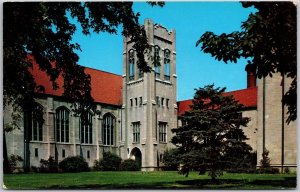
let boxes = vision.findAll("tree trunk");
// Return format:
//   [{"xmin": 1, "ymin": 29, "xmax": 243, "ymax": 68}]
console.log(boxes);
[{"xmin": 3, "ymin": 131, "xmax": 12, "ymax": 173}]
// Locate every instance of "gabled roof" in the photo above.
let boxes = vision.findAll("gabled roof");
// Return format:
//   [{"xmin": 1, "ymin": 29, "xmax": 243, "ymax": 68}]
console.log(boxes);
[
  {"xmin": 30, "ymin": 58, "xmax": 122, "ymax": 106},
  {"xmin": 177, "ymin": 86, "xmax": 257, "ymax": 116}
]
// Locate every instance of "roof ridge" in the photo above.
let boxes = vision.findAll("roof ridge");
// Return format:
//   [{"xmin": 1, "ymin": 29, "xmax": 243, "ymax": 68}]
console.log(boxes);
[
  {"xmin": 83, "ymin": 65, "xmax": 122, "ymax": 77},
  {"xmin": 224, "ymin": 86, "xmax": 257, "ymax": 94}
]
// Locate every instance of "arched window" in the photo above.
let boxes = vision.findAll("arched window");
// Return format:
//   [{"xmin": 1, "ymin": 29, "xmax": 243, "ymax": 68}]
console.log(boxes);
[
  {"xmin": 154, "ymin": 45, "xmax": 160, "ymax": 79},
  {"xmin": 102, "ymin": 113, "xmax": 115, "ymax": 146},
  {"xmin": 80, "ymin": 112, "xmax": 93, "ymax": 144},
  {"xmin": 55, "ymin": 107, "xmax": 70, "ymax": 143},
  {"xmin": 164, "ymin": 49, "xmax": 171, "ymax": 81},
  {"xmin": 128, "ymin": 50, "xmax": 135, "ymax": 81},
  {"xmin": 31, "ymin": 103, "xmax": 44, "ymax": 141}
]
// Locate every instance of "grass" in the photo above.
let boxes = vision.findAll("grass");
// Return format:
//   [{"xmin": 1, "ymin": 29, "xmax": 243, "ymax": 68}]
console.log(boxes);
[{"xmin": 3, "ymin": 171, "xmax": 297, "ymax": 190}]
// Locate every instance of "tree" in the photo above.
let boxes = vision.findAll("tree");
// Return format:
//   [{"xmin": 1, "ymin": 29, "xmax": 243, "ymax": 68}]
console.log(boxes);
[
  {"xmin": 4, "ymin": 2, "xmax": 163, "ymax": 117},
  {"xmin": 3, "ymin": 1, "xmax": 164, "ymax": 174},
  {"xmin": 171, "ymin": 85, "xmax": 252, "ymax": 181},
  {"xmin": 196, "ymin": 2, "xmax": 296, "ymax": 123}
]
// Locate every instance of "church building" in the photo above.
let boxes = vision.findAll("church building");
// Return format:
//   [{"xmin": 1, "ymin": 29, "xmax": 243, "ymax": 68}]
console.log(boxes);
[{"xmin": 4, "ymin": 19, "xmax": 296, "ymax": 172}]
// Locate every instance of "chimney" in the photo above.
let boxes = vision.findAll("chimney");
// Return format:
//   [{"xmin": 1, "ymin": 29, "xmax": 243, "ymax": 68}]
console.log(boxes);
[{"xmin": 245, "ymin": 64, "xmax": 256, "ymax": 88}]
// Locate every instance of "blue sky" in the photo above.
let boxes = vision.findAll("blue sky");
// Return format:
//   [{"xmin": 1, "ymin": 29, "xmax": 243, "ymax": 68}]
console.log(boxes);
[{"xmin": 72, "ymin": 2, "xmax": 256, "ymax": 101}]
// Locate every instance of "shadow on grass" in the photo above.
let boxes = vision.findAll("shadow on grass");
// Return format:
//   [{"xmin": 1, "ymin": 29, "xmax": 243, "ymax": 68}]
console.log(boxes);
[
  {"xmin": 42, "ymin": 177, "xmax": 297, "ymax": 190},
  {"xmin": 247, "ymin": 177, "xmax": 297, "ymax": 188}
]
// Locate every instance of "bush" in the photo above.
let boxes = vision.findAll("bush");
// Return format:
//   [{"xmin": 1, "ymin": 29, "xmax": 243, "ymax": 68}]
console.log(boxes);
[
  {"xmin": 260, "ymin": 149, "xmax": 271, "ymax": 169},
  {"xmin": 120, "ymin": 159, "xmax": 139, "ymax": 171},
  {"xmin": 59, "ymin": 156, "xmax": 89, "ymax": 173},
  {"xmin": 162, "ymin": 148, "xmax": 180, "ymax": 171},
  {"xmin": 8, "ymin": 154, "xmax": 23, "ymax": 173},
  {"xmin": 258, "ymin": 167, "xmax": 280, "ymax": 174},
  {"xmin": 284, "ymin": 167, "xmax": 290, "ymax": 174},
  {"xmin": 93, "ymin": 152, "xmax": 122, "ymax": 171},
  {"xmin": 257, "ymin": 149, "xmax": 279, "ymax": 174},
  {"xmin": 40, "ymin": 156, "xmax": 58, "ymax": 173}
]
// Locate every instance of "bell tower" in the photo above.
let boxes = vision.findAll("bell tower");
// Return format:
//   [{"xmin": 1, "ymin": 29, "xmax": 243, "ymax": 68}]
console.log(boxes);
[{"xmin": 121, "ymin": 19, "xmax": 177, "ymax": 171}]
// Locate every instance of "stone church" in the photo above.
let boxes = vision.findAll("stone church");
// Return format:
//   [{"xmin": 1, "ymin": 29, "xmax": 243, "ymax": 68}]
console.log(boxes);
[{"xmin": 4, "ymin": 19, "xmax": 296, "ymax": 171}]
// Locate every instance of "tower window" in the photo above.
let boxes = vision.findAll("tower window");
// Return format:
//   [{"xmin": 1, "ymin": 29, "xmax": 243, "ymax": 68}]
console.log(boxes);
[
  {"xmin": 129, "ymin": 50, "xmax": 135, "ymax": 81},
  {"xmin": 166, "ymin": 99, "xmax": 169, "ymax": 108},
  {"xmin": 133, "ymin": 122, "xmax": 140, "ymax": 143},
  {"xmin": 159, "ymin": 122, "xmax": 167, "ymax": 143},
  {"xmin": 139, "ymin": 97, "xmax": 143, "ymax": 106},
  {"xmin": 156, "ymin": 96, "xmax": 160, "ymax": 107},
  {"xmin": 164, "ymin": 49, "xmax": 171, "ymax": 81},
  {"xmin": 135, "ymin": 98, "xmax": 138, "ymax": 106},
  {"xmin": 154, "ymin": 45, "xmax": 160, "ymax": 79},
  {"xmin": 161, "ymin": 97, "xmax": 164, "ymax": 107},
  {"xmin": 130, "ymin": 99, "xmax": 133, "ymax": 107}
]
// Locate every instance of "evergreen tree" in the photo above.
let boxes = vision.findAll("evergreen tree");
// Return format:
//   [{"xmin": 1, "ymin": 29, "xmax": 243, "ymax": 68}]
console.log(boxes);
[{"xmin": 172, "ymin": 84, "xmax": 252, "ymax": 181}]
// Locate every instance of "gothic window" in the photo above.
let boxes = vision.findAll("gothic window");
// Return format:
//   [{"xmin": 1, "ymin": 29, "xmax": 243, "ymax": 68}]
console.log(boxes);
[
  {"xmin": 31, "ymin": 103, "xmax": 44, "ymax": 141},
  {"xmin": 128, "ymin": 49, "xmax": 135, "ymax": 81},
  {"xmin": 166, "ymin": 99, "xmax": 169, "ymax": 108},
  {"xmin": 132, "ymin": 122, "xmax": 140, "ymax": 143},
  {"xmin": 154, "ymin": 45, "xmax": 160, "ymax": 79},
  {"xmin": 80, "ymin": 112, "xmax": 93, "ymax": 144},
  {"xmin": 161, "ymin": 97, "xmax": 164, "ymax": 106},
  {"xmin": 102, "ymin": 113, "xmax": 115, "ymax": 146},
  {"xmin": 55, "ymin": 107, "xmax": 70, "ymax": 143},
  {"xmin": 159, "ymin": 122, "xmax": 167, "ymax": 143},
  {"xmin": 164, "ymin": 49, "xmax": 171, "ymax": 81}
]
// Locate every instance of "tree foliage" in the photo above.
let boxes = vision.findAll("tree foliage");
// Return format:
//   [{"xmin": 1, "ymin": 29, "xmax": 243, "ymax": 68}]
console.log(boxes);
[
  {"xmin": 4, "ymin": 2, "xmax": 163, "ymax": 116},
  {"xmin": 171, "ymin": 85, "xmax": 252, "ymax": 181},
  {"xmin": 196, "ymin": 2, "xmax": 296, "ymax": 123}
]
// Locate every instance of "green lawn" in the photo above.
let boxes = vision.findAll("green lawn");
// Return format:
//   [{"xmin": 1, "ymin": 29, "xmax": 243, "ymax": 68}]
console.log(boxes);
[{"xmin": 3, "ymin": 171, "xmax": 297, "ymax": 190}]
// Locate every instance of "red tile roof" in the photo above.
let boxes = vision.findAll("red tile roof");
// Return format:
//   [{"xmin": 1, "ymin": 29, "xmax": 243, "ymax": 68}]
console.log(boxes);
[
  {"xmin": 177, "ymin": 86, "xmax": 257, "ymax": 116},
  {"xmin": 30, "ymin": 58, "xmax": 122, "ymax": 106}
]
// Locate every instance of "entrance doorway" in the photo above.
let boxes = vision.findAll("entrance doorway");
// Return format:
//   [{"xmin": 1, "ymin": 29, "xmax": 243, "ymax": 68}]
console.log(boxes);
[{"xmin": 130, "ymin": 147, "xmax": 142, "ymax": 169}]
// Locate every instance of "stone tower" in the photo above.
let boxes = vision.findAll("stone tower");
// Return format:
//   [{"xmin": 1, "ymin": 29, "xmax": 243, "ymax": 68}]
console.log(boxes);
[{"xmin": 121, "ymin": 19, "xmax": 177, "ymax": 170}]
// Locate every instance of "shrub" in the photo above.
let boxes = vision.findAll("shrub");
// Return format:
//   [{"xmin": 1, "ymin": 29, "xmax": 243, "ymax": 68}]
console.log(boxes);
[
  {"xmin": 162, "ymin": 148, "xmax": 180, "ymax": 171},
  {"xmin": 59, "ymin": 156, "xmax": 89, "ymax": 173},
  {"xmin": 40, "ymin": 156, "xmax": 58, "ymax": 173},
  {"xmin": 93, "ymin": 152, "xmax": 122, "ymax": 171},
  {"xmin": 8, "ymin": 154, "xmax": 23, "ymax": 173},
  {"xmin": 120, "ymin": 159, "xmax": 139, "ymax": 171},
  {"xmin": 258, "ymin": 167, "xmax": 280, "ymax": 174},
  {"xmin": 30, "ymin": 166, "xmax": 39, "ymax": 173},
  {"xmin": 93, "ymin": 159, "xmax": 103, "ymax": 171},
  {"xmin": 284, "ymin": 167, "xmax": 290, "ymax": 174},
  {"xmin": 260, "ymin": 149, "xmax": 271, "ymax": 169},
  {"xmin": 257, "ymin": 149, "xmax": 279, "ymax": 174}
]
